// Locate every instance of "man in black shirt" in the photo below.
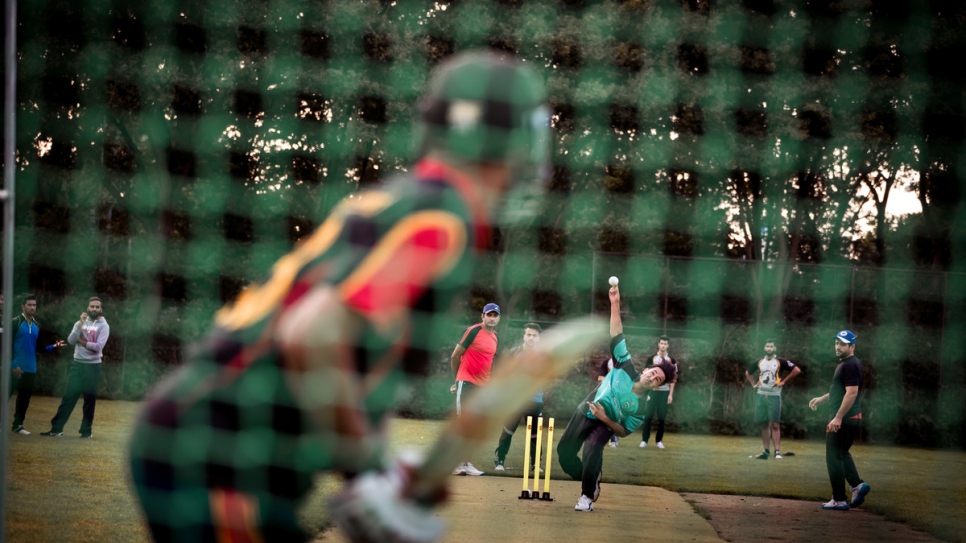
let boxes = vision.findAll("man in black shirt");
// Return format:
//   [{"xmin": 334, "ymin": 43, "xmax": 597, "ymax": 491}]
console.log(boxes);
[{"xmin": 809, "ymin": 330, "xmax": 871, "ymax": 511}]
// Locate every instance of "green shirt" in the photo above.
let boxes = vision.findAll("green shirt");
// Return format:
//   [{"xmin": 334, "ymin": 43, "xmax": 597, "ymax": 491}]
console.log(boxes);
[{"xmin": 586, "ymin": 334, "xmax": 645, "ymax": 433}]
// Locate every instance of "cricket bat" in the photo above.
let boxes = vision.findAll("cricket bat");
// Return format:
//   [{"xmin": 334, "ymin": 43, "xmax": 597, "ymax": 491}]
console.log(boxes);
[{"xmin": 408, "ymin": 316, "xmax": 607, "ymax": 496}]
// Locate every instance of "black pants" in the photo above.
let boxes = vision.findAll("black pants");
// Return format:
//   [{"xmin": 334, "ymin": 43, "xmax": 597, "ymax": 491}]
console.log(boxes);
[
  {"xmin": 826, "ymin": 418, "xmax": 864, "ymax": 501},
  {"xmin": 130, "ymin": 454, "xmax": 306, "ymax": 543},
  {"xmin": 50, "ymin": 361, "xmax": 101, "ymax": 435},
  {"xmin": 641, "ymin": 389, "xmax": 670, "ymax": 443},
  {"xmin": 557, "ymin": 403, "xmax": 612, "ymax": 499},
  {"xmin": 495, "ymin": 400, "xmax": 543, "ymax": 464},
  {"xmin": 9, "ymin": 371, "xmax": 36, "ymax": 429}
]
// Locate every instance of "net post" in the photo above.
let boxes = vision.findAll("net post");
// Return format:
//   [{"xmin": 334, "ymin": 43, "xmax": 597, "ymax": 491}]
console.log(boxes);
[{"xmin": 1, "ymin": 0, "xmax": 18, "ymax": 536}]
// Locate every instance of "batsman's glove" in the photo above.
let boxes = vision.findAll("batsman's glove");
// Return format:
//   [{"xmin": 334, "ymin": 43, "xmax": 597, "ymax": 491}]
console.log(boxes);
[{"xmin": 330, "ymin": 459, "xmax": 446, "ymax": 543}]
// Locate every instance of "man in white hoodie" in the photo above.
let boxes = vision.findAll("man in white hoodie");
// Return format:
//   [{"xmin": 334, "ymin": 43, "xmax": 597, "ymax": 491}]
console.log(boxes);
[{"xmin": 40, "ymin": 296, "xmax": 110, "ymax": 438}]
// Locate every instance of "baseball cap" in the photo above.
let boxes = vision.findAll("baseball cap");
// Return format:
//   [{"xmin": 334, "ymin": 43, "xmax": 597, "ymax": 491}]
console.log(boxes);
[
  {"xmin": 835, "ymin": 330, "xmax": 856, "ymax": 344},
  {"xmin": 482, "ymin": 303, "xmax": 501, "ymax": 315}
]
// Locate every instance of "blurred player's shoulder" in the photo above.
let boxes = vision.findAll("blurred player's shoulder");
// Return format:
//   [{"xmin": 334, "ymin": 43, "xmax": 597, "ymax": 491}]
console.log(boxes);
[
  {"xmin": 335, "ymin": 166, "xmax": 476, "ymax": 222},
  {"xmin": 332, "ymin": 187, "xmax": 397, "ymax": 218}
]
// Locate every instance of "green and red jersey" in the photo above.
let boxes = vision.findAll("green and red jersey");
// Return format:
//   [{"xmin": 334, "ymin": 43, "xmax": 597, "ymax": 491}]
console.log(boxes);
[{"xmin": 130, "ymin": 159, "xmax": 492, "ymax": 504}]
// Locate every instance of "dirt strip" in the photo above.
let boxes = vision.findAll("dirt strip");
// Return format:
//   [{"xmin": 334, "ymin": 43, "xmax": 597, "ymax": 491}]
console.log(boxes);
[
  {"xmin": 682, "ymin": 492, "xmax": 944, "ymax": 543},
  {"xmin": 317, "ymin": 477, "xmax": 720, "ymax": 543},
  {"xmin": 317, "ymin": 476, "xmax": 948, "ymax": 543}
]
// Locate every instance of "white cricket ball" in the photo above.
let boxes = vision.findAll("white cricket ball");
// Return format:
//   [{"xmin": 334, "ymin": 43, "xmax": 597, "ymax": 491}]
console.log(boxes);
[{"xmin": 609, "ymin": 276, "xmax": 619, "ymax": 286}]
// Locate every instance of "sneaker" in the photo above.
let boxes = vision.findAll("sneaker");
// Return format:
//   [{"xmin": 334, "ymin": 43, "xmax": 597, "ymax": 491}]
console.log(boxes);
[
  {"xmin": 609, "ymin": 441, "xmax": 617, "ymax": 448},
  {"xmin": 463, "ymin": 462, "xmax": 485, "ymax": 476},
  {"xmin": 13, "ymin": 426, "xmax": 30, "ymax": 435},
  {"xmin": 656, "ymin": 442, "xmax": 665, "ymax": 449},
  {"xmin": 774, "ymin": 452, "xmax": 782, "ymax": 459},
  {"xmin": 80, "ymin": 434, "xmax": 93, "ymax": 439},
  {"xmin": 452, "ymin": 463, "xmax": 467, "ymax": 476},
  {"xmin": 850, "ymin": 483, "xmax": 870, "ymax": 508},
  {"xmin": 494, "ymin": 460, "xmax": 505, "ymax": 471},
  {"xmin": 39, "ymin": 430, "xmax": 63, "ymax": 437},
  {"xmin": 821, "ymin": 499, "xmax": 850, "ymax": 510},
  {"xmin": 530, "ymin": 466, "xmax": 543, "ymax": 474},
  {"xmin": 574, "ymin": 494, "xmax": 594, "ymax": 512},
  {"xmin": 751, "ymin": 450, "xmax": 769, "ymax": 460},
  {"xmin": 639, "ymin": 441, "xmax": 647, "ymax": 448},
  {"xmin": 593, "ymin": 470, "xmax": 602, "ymax": 502}
]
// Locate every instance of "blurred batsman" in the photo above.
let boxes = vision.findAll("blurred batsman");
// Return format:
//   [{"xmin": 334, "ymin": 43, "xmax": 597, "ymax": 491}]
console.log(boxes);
[{"xmin": 129, "ymin": 50, "xmax": 550, "ymax": 543}]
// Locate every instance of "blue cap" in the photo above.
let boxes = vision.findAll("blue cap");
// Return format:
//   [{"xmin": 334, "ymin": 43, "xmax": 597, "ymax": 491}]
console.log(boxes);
[
  {"xmin": 482, "ymin": 303, "xmax": 501, "ymax": 315},
  {"xmin": 835, "ymin": 330, "xmax": 856, "ymax": 344}
]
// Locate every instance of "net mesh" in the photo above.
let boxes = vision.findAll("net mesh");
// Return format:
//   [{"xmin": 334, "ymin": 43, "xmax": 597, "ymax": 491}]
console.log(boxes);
[{"xmin": 8, "ymin": 0, "xmax": 966, "ymax": 450}]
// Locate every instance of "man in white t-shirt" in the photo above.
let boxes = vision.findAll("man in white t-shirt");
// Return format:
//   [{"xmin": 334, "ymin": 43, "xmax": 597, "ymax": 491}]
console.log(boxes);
[{"xmin": 638, "ymin": 335, "xmax": 679, "ymax": 449}]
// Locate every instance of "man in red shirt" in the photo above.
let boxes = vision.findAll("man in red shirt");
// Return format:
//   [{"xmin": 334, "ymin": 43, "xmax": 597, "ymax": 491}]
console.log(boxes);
[{"xmin": 450, "ymin": 302, "xmax": 501, "ymax": 475}]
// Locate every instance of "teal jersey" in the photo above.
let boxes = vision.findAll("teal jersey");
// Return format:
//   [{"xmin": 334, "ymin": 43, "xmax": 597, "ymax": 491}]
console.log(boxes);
[{"xmin": 586, "ymin": 334, "xmax": 644, "ymax": 433}]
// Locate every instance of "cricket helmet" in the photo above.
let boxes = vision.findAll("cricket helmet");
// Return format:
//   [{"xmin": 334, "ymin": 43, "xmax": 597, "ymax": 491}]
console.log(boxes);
[{"xmin": 416, "ymin": 50, "xmax": 550, "ymax": 173}]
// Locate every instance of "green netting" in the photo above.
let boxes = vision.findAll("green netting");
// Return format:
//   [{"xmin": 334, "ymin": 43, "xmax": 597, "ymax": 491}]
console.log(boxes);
[{"xmin": 6, "ymin": 0, "xmax": 966, "ymax": 449}]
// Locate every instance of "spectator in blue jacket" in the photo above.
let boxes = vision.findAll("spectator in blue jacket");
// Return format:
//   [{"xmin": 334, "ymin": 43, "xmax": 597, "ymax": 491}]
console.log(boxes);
[{"xmin": 10, "ymin": 293, "xmax": 65, "ymax": 435}]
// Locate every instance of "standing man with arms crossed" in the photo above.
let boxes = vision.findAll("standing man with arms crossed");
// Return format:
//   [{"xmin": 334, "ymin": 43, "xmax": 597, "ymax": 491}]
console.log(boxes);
[
  {"xmin": 9, "ymin": 293, "xmax": 66, "ymax": 434},
  {"xmin": 746, "ymin": 338, "xmax": 801, "ymax": 459},
  {"xmin": 40, "ymin": 296, "xmax": 109, "ymax": 438},
  {"xmin": 809, "ymin": 330, "xmax": 871, "ymax": 510},
  {"xmin": 557, "ymin": 284, "xmax": 677, "ymax": 511},
  {"xmin": 492, "ymin": 322, "xmax": 543, "ymax": 471},
  {"xmin": 129, "ymin": 51, "xmax": 551, "ymax": 542},
  {"xmin": 638, "ymin": 335, "xmax": 679, "ymax": 449},
  {"xmin": 451, "ymin": 302, "xmax": 501, "ymax": 476}
]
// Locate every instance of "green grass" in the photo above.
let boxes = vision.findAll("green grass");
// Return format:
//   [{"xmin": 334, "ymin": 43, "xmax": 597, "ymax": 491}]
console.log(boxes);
[
  {"xmin": 4, "ymin": 397, "xmax": 342, "ymax": 542},
  {"xmin": 394, "ymin": 419, "xmax": 966, "ymax": 543},
  {"xmin": 6, "ymin": 397, "xmax": 149, "ymax": 543},
  {"xmin": 6, "ymin": 398, "xmax": 965, "ymax": 542}
]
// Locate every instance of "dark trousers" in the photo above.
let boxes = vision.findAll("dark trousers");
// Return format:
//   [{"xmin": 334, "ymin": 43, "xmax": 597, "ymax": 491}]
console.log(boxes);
[
  {"xmin": 556, "ymin": 404, "xmax": 612, "ymax": 499},
  {"xmin": 130, "ymin": 454, "xmax": 305, "ymax": 543},
  {"xmin": 826, "ymin": 418, "xmax": 864, "ymax": 501},
  {"xmin": 50, "ymin": 361, "xmax": 101, "ymax": 435},
  {"xmin": 495, "ymin": 400, "xmax": 543, "ymax": 464},
  {"xmin": 9, "ymin": 371, "xmax": 36, "ymax": 429},
  {"xmin": 641, "ymin": 389, "xmax": 670, "ymax": 443}
]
